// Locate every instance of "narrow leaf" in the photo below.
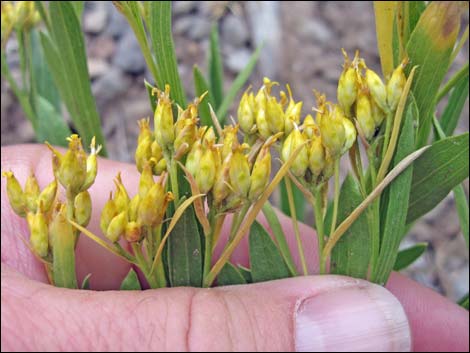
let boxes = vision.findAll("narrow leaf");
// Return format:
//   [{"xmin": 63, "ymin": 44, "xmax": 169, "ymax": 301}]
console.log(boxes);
[
  {"xmin": 393, "ymin": 243, "xmax": 427, "ymax": 271},
  {"xmin": 193, "ymin": 65, "xmax": 216, "ymax": 127},
  {"xmin": 80, "ymin": 273, "xmax": 92, "ymax": 290},
  {"xmin": 144, "ymin": 79, "xmax": 157, "ymax": 112},
  {"xmin": 406, "ymin": 2, "xmax": 462, "ymax": 146},
  {"xmin": 440, "ymin": 66, "xmax": 469, "ymax": 136},
  {"xmin": 35, "ymin": 96, "xmax": 71, "ymax": 146},
  {"xmin": 330, "ymin": 175, "xmax": 370, "ymax": 279},
  {"xmin": 148, "ymin": 1, "xmax": 186, "ymax": 107},
  {"xmin": 217, "ymin": 45, "xmax": 262, "ymax": 122},
  {"xmin": 209, "ymin": 24, "xmax": 224, "ymax": 109},
  {"xmin": 459, "ymin": 293, "xmax": 469, "ymax": 310},
  {"xmin": 280, "ymin": 178, "xmax": 306, "ymax": 222},
  {"xmin": 249, "ymin": 221, "xmax": 290, "ymax": 283},
  {"xmin": 373, "ymin": 1, "xmax": 398, "ymax": 78},
  {"xmin": 373, "ymin": 103, "xmax": 415, "ymax": 284},
  {"xmin": 167, "ymin": 205, "xmax": 203, "ymax": 287},
  {"xmin": 407, "ymin": 133, "xmax": 469, "ymax": 223},
  {"xmin": 237, "ymin": 265, "xmax": 252, "ymax": 283},
  {"xmin": 70, "ymin": 1, "xmax": 84, "ymax": 21},
  {"xmin": 454, "ymin": 185, "xmax": 469, "ymax": 248},
  {"xmin": 120, "ymin": 268, "xmax": 142, "ymax": 290},
  {"xmin": 217, "ymin": 262, "xmax": 247, "ymax": 286},
  {"xmin": 261, "ymin": 201, "xmax": 298, "ymax": 276}
]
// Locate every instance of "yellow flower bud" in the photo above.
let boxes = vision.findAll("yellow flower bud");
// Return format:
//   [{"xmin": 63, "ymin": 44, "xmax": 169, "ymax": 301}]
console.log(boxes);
[
  {"xmin": 135, "ymin": 137, "xmax": 152, "ymax": 173},
  {"xmin": 81, "ymin": 137, "xmax": 101, "ymax": 191},
  {"xmin": 221, "ymin": 125, "xmax": 239, "ymax": 161},
  {"xmin": 106, "ymin": 210, "xmax": 128, "ymax": 243},
  {"xmin": 356, "ymin": 90, "xmax": 375, "ymax": 140},
  {"xmin": 229, "ymin": 148, "xmax": 251, "ymax": 197},
  {"xmin": 124, "ymin": 221, "xmax": 142, "ymax": 243},
  {"xmin": 28, "ymin": 206, "xmax": 49, "ymax": 258},
  {"xmin": 100, "ymin": 193, "xmax": 117, "ymax": 235},
  {"xmin": 139, "ymin": 162, "xmax": 155, "ymax": 199},
  {"xmin": 285, "ymin": 101, "xmax": 302, "ymax": 135},
  {"xmin": 202, "ymin": 126, "xmax": 216, "ymax": 146},
  {"xmin": 266, "ymin": 95, "xmax": 285, "ymax": 134},
  {"xmin": 248, "ymin": 146, "xmax": 271, "ymax": 201},
  {"xmin": 154, "ymin": 85, "xmax": 175, "ymax": 149},
  {"xmin": 174, "ymin": 116, "xmax": 197, "ymax": 155},
  {"xmin": 365, "ymin": 68, "xmax": 388, "ymax": 112},
  {"xmin": 186, "ymin": 140, "xmax": 203, "ymax": 177},
  {"xmin": 128, "ymin": 194, "xmax": 140, "ymax": 222},
  {"xmin": 308, "ymin": 136, "xmax": 326, "ymax": 176},
  {"xmin": 24, "ymin": 172, "xmax": 40, "ymax": 213},
  {"xmin": 281, "ymin": 129, "xmax": 309, "ymax": 177},
  {"xmin": 37, "ymin": 178, "xmax": 57, "ymax": 213},
  {"xmin": 255, "ymin": 88, "xmax": 271, "ymax": 139},
  {"xmin": 196, "ymin": 147, "xmax": 217, "ymax": 194},
  {"xmin": 322, "ymin": 153, "xmax": 335, "ymax": 180},
  {"xmin": 238, "ymin": 91, "xmax": 256, "ymax": 134},
  {"xmin": 386, "ymin": 59, "xmax": 408, "ymax": 111},
  {"xmin": 212, "ymin": 153, "xmax": 231, "ymax": 206},
  {"xmin": 55, "ymin": 135, "xmax": 87, "ymax": 194},
  {"xmin": 302, "ymin": 114, "xmax": 318, "ymax": 139},
  {"xmin": 371, "ymin": 99, "xmax": 386, "ymax": 126},
  {"xmin": 320, "ymin": 106, "xmax": 346, "ymax": 157},
  {"xmin": 151, "ymin": 139, "xmax": 163, "ymax": 161},
  {"xmin": 153, "ymin": 158, "xmax": 167, "ymax": 176},
  {"xmin": 137, "ymin": 118, "xmax": 152, "ymax": 145},
  {"xmin": 137, "ymin": 181, "xmax": 164, "ymax": 226},
  {"xmin": 113, "ymin": 174, "xmax": 130, "ymax": 213},
  {"xmin": 74, "ymin": 191, "xmax": 92, "ymax": 227},
  {"xmin": 337, "ymin": 49, "xmax": 358, "ymax": 116},
  {"xmin": 3, "ymin": 171, "xmax": 26, "ymax": 217},
  {"xmin": 341, "ymin": 117, "xmax": 357, "ymax": 155}
]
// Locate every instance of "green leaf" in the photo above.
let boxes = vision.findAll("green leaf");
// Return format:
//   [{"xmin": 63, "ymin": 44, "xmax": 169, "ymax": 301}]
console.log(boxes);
[
  {"xmin": 373, "ymin": 1, "xmax": 398, "ymax": 78},
  {"xmin": 393, "ymin": 243, "xmax": 427, "ymax": 271},
  {"xmin": 120, "ymin": 268, "xmax": 142, "ymax": 290},
  {"xmin": 80, "ymin": 273, "xmax": 92, "ymax": 290},
  {"xmin": 440, "ymin": 66, "xmax": 469, "ymax": 136},
  {"xmin": 280, "ymin": 178, "xmax": 305, "ymax": 222},
  {"xmin": 45, "ymin": 2, "xmax": 107, "ymax": 155},
  {"xmin": 167, "ymin": 206, "xmax": 203, "ymax": 287},
  {"xmin": 209, "ymin": 23, "xmax": 224, "ymax": 109},
  {"xmin": 373, "ymin": 101, "xmax": 416, "ymax": 284},
  {"xmin": 193, "ymin": 65, "xmax": 216, "ymax": 127},
  {"xmin": 35, "ymin": 96, "xmax": 71, "ymax": 146},
  {"xmin": 70, "ymin": 1, "xmax": 84, "ymax": 21},
  {"xmin": 407, "ymin": 133, "xmax": 469, "ymax": 223},
  {"xmin": 34, "ymin": 1, "xmax": 51, "ymax": 32},
  {"xmin": 261, "ymin": 201, "xmax": 298, "ymax": 276},
  {"xmin": 216, "ymin": 45, "xmax": 262, "ymax": 122},
  {"xmin": 217, "ymin": 262, "xmax": 247, "ymax": 286},
  {"xmin": 459, "ymin": 293, "xmax": 469, "ymax": 310},
  {"xmin": 144, "ymin": 79, "xmax": 157, "ymax": 112},
  {"xmin": 249, "ymin": 221, "xmax": 291, "ymax": 283},
  {"xmin": 405, "ymin": 2, "xmax": 461, "ymax": 146},
  {"xmin": 330, "ymin": 175, "xmax": 370, "ymax": 279},
  {"xmin": 237, "ymin": 265, "xmax": 252, "ymax": 283},
  {"xmin": 148, "ymin": 1, "xmax": 186, "ymax": 108}
]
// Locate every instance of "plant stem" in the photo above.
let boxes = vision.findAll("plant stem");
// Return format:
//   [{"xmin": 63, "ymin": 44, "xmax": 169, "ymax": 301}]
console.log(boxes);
[
  {"xmin": 167, "ymin": 153, "xmax": 180, "ymax": 202},
  {"xmin": 312, "ymin": 185, "xmax": 326, "ymax": 274},
  {"xmin": 132, "ymin": 243, "xmax": 159, "ymax": 289},
  {"xmin": 329, "ymin": 159, "xmax": 341, "ymax": 236},
  {"xmin": 228, "ymin": 203, "xmax": 250, "ymax": 242},
  {"xmin": 367, "ymin": 148, "xmax": 381, "ymax": 277},
  {"xmin": 437, "ymin": 62, "xmax": 468, "ymax": 102},
  {"xmin": 203, "ymin": 211, "xmax": 218, "ymax": 287},
  {"xmin": 285, "ymin": 177, "xmax": 308, "ymax": 276},
  {"xmin": 381, "ymin": 110, "xmax": 394, "ymax": 162},
  {"xmin": 153, "ymin": 225, "xmax": 166, "ymax": 287}
]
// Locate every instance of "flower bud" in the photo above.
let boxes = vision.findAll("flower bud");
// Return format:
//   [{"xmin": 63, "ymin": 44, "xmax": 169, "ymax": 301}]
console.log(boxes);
[
  {"xmin": 106, "ymin": 210, "xmax": 128, "ymax": 243},
  {"xmin": 285, "ymin": 101, "xmax": 302, "ymax": 135},
  {"xmin": 356, "ymin": 90, "xmax": 375, "ymax": 140},
  {"xmin": 113, "ymin": 174, "xmax": 130, "ymax": 213},
  {"xmin": 3, "ymin": 171, "xmax": 26, "ymax": 217},
  {"xmin": 213, "ymin": 153, "xmax": 231, "ymax": 206},
  {"xmin": 124, "ymin": 221, "xmax": 142, "ymax": 243},
  {"xmin": 371, "ymin": 99, "xmax": 386, "ymax": 126},
  {"xmin": 322, "ymin": 154, "xmax": 335, "ymax": 180},
  {"xmin": 255, "ymin": 89, "xmax": 271, "ymax": 139},
  {"xmin": 74, "ymin": 191, "xmax": 92, "ymax": 227},
  {"xmin": 186, "ymin": 140, "xmax": 203, "ymax": 177},
  {"xmin": 281, "ymin": 129, "xmax": 309, "ymax": 177},
  {"xmin": 202, "ymin": 126, "xmax": 217, "ymax": 146},
  {"xmin": 24, "ymin": 172, "xmax": 40, "ymax": 213},
  {"xmin": 135, "ymin": 136, "xmax": 152, "ymax": 173},
  {"xmin": 137, "ymin": 182, "xmax": 165, "ymax": 226},
  {"xmin": 341, "ymin": 117, "xmax": 357, "ymax": 155},
  {"xmin": 196, "ymin": 147, "xmax": 217, "ymax": 194},
  {"xmin": 365, "ymin": 68, "xmax": 388, "ymax": 112},
  {"xmin": 174, "ymin": 116, "xmax": 197, "ymax": 155},
  {"xmin": 302, "ymin": 114, "xmax": 318, "ymax": 139},
  {"xmin": 337, "ymin": 49, "xmax": 358, "ymax": 116},
  {"xmin": 308, "ymin": 136, "xmax": 326, "ymax": 176},
  {"xmin": 81, "ymin": 137, "xmax": 101, "ymax": 191},
  {"xmin": 153, "ymin": 158, "xmax": 167, "ymax": 176},
  {"xmin": 154, "ymin": 85, "xmax": 175, "ymax": 149},
  {"xmin": 38, "ymin": 178, "xmax": 58, "ymax": 213},
  {"xmin": 238, "ymin": 91, "xmax": 256, "ymax": 134},
  {"xmin": 386, "ymin": 59, "xmax": 408, "ymax": 111},
  {"xmin": 28, "ymin": 206, "xmax": 49, "ymax": 258},
  {"xmin": 100, "ymin": 195, "xmax": 118, "ymax": 235},
  {"xmin": 229, "ymin": 148, "xmax": 251, "ymax": 197},
  {"xmin": 137, "ymin": 118, "xmax": 152, "ymax": 145},
  {"xmin": 266, "ymin": 95, "xmax": 285, "ymax": 134},
  {"xmin": 248, "ymin": 147, "xmax": 271, "ymax": 201},
  {"xmin": 128, "ymin": 194, "xmax": 140, "ymax": 221},
  {"xmin": 139, "ymin": 162, "xmax": 155, "ymax": 198},
  {"xmin": 221, "ymin": 125, "xmax": 239, "ymax": 161},
  {"xmin": 59, "ymin": 135, "xmax": 87, "ymax": 194},
  {"xmin": 320, "ymin": 106, "xmax": 346, "ymax": 158},
  {"xmin": 154, "ymin": 192, "xmax": 174, "ymax": 227}
]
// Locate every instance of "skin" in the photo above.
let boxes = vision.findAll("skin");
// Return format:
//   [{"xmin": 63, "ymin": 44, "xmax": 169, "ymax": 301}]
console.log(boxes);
[{"xmin": 1, "ymin": 145, "xmax": 469, "ymax": 351}]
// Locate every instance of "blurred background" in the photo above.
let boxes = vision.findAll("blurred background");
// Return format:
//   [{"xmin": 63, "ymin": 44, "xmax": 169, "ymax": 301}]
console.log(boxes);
[{"xmin": 1, "ymin": 1, "xmax": 468, "ymax": 300}]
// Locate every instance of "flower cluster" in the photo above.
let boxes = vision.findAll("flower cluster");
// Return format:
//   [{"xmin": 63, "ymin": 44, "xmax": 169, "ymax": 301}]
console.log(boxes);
[{"xmin": 1, "ymin": 1, "xmax": 40, "ymax": 46}]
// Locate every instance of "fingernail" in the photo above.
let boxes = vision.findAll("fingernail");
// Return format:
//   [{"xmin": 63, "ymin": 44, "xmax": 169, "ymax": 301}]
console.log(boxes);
[{"xmin": 295, "ymin": 282, "xmax": 411, "ymax": 352}]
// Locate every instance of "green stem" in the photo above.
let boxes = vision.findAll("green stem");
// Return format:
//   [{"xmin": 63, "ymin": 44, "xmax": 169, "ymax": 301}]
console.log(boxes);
[
  {"xmin": 167, "ymin": 153, "xmax": 180, "ymax": 203},
  {"xmin": 132, "ymin": 243, "xmax": 159, "ymax": 289},
  {"xmin": 285, "ymin": 177, "xmax": 308, "ymax": 276},
  {"xmin": 381, "ymin": 110, "xmax": 394, "ymax": 161},
  {"xmin": 437, "ymin": 62, "xmax": 469, "ymax": 102},
  {"xmin": 153, "ymin": 225, "xmax": 166, "ymax": 287},
  {"xmin": 229, "ymin": 203, "xmax": 249, "ymax": 242},
  {"xmin": 329, "ymin": 159, "xmax": 341, "ymax": 236},
  {"xmin": 203, "ymin": 211, "xmax": 217, "ymax": 287},
  {"xmin": 312, "ymin": 186, "xmax": 326, "ymax": 274},
  {"xmin": 367, "ymin": 148, "xmax": 380, "ymax": 277}
]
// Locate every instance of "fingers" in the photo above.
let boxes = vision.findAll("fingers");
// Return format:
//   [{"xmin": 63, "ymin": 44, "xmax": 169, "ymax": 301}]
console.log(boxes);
[
  {"xmin": 386, "ymin": 272, "xmax": 469, "ymax": 352},
  {"xmin": 1, "ymin": 265, "xmax": 411, "ymax": 352}
]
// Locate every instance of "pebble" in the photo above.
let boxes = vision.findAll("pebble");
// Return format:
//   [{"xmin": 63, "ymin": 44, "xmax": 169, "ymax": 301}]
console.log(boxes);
[
  {"xmin": 173, "ymin": 1, "xmax": 197, "ymax": 16},
  {"xmin": 105, "ymin": 3, "xmax": 129, "ymax": 39},
  {"xmin": 83, "ymin": 2, "xmax": 108, "ymax": 34},
  {"xmin": 225, "ymin": 48, "xmax": 252, "ymax": 73},
  {"xmin": 113, "ymin": 31, "xmax": 146, "ymax": 75},
  {"xmin": 92, "ymin": 67, "xmax": 131, "ymax": 102},
  {"xmin": 88, "ymin": 58, "xmax": 109, "ymax": 79},
  {"xmin": 221, "ymin": 15, "xmax": 250, "ymax": 47}
]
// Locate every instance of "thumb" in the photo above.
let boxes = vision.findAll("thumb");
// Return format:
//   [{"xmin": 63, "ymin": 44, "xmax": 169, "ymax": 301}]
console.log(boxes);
[{"xmin": 1, "ymin": 266, "xmax": 410, "ymax": 352}]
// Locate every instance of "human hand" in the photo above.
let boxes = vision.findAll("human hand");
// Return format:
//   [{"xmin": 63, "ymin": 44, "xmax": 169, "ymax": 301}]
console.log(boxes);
[{"xmin": 2, "ymin": 145, "xmax": 468, "ymax": 352}]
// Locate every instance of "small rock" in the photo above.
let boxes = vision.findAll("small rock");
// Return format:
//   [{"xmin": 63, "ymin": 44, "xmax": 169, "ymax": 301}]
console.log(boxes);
[
  {"xmin": 221, "ymin": 15, "xmax": 250, "ymax": 47},
  {"xmin": 187, "ymin": 17, "xmax": 211, "ymax": 41},
  {"xmin": 173, "ymin": 1, "xmax": 197, "ymax": 16},
  {"xmin": 92, "ymin": 67, "xmax": 130, "ymax": 102},
  {"xmin": 83, "ymin": 2, "xmax": 108, "ymax": 34},
  {"xmin": 88, "ymin": 36, "xmax": 115, "ymax": 60},
  {"xmin": 105, "ymin": 3, "xmax": 129, "ymax": 39},
  {"xmin": 173, "ymin": 16, "xmax": 194, "ymax": 36},
  {"xmin": 226, "ymin": 48, "xmax": 252, "ymax": 73},
  {"xmin": 298, "ymin": 20, "xmax": 333, "ymax": 43},
  {"xmin": 88, "ymin": 58, "xmax": 109, "ymax": 79},
  {"xmin": 113, "ymin": 31, "xmax": 146, "ymax": 75}
]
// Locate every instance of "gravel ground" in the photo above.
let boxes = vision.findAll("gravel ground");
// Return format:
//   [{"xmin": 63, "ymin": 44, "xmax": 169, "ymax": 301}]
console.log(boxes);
[{"xmin": 1, "ymin": 1, "xmax": 468, "ymax": 300}]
